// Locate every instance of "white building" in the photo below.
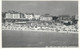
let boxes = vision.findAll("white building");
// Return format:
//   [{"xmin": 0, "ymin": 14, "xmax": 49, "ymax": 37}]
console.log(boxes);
[
  {"xmin": 24, "ymin": 14, "xmax": 34, "ymax": 20},
  {"xmin": 40, "ymin": 16, "xmax": 52, "ymax": 21},
  {"xmin": 5, "ymin": 13, "xmax": 13, "ymax": 19},
  {"xmin": 5, "ymin": 13, "xmax": 20, "ymax": 19},
  {"xmin": 13, "ymin": 14, "xmax": 20, "ymax": 19},
  {"xmin": 5, "ymin": 12, "xmax": 21, "ymax": 26},
  {"xmin": 34, "ymin": 15, "xmax": 40, "ymax": 20}
]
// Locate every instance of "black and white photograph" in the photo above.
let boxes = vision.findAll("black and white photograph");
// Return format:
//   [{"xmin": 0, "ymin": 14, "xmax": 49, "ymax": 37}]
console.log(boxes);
[{"xmin": 2, "ymin": 0, "xmax": 78, "ymax": 47}]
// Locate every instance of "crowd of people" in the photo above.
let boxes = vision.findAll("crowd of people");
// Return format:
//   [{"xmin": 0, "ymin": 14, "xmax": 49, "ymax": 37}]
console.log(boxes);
[{"xmin": 2, "ymin": 21, "xmax": 78, "ymax": 33}]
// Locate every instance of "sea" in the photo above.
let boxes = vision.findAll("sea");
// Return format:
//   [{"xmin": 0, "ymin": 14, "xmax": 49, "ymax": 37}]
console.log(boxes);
[{"xmin": 2, "ymin": 30, "xmax": 78, "ymax": 47}]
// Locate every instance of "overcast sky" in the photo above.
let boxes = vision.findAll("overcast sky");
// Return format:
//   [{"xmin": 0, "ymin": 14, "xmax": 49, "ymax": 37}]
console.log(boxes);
[{"xmin": 2, "ymin": 1, "xmax": 78, "ymax": 16}]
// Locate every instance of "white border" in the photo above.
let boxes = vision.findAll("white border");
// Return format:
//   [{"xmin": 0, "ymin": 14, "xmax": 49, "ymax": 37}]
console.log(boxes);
[
  {"xmin": 2, "ymin": 0, "xmax": 78, "ymax": 1},
  {"xmin": 0, "ymin": 0, "xmax": 79, "ymax": 49}
]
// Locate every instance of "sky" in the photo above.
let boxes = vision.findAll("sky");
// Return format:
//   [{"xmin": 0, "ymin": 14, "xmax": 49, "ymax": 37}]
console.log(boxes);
[{"xmin": 2, "ymin": 1, "xmax": 78, "ymax": 16}]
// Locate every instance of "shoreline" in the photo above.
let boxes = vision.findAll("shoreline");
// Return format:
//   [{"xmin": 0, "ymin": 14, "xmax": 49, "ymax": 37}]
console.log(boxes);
[{"xmin": 2, "ymin": 29, "xmax": 78, "ymax": 34}]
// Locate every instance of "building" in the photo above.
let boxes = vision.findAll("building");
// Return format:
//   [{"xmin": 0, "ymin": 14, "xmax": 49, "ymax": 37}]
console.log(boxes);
[
  {"xmin": 58, "ymin": 15, "xmax": 71, "ymax": 21},
  {"xmin": 57, "ymin": 15, "xmax": 73, "ymax": 25},
  {"xmin": 4, "ymin": 11, "xmax": 27, "ymax": 26},
  {"xmin": 5, "ymin": 12, "xmax": 20, "ymax": 19},
  {"xmin": 58, "ymin": 15, "xmax": 71, "ymax": 22},
  {"xmin": 40, "ymin": 15, "xmax": 52, "ymax": 21},
  {"xmin": 34, "ymin": 15, "xmax": 40, "ymax": 20},
  {"xmin": 24, "ymin": 13, "xmax": 34, "ymax": 20}
]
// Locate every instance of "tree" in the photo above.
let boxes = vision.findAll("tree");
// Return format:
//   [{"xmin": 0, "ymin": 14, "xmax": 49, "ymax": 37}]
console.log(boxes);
[
  {"xmin": 2, "ymin": 12, "xmax": 6, "ymax": 23},
  {"xmin": 71, "ymin": 15, "xmax": 78, "ymax": 24},
  {"xmin": 52, "ymin": 16, "xmax": 58, "ymax": 20},
  {"xmin": 71, "ymin": 15, "xmax": 75, "ymax": 21}
]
